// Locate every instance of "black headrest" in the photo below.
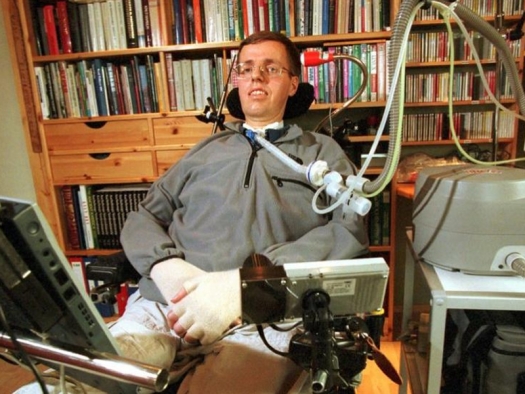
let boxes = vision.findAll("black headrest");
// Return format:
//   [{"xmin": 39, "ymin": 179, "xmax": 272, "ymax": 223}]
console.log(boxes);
[{"xmin": 226, "ymin": 82, "xmax": 315, "ymax": 120}]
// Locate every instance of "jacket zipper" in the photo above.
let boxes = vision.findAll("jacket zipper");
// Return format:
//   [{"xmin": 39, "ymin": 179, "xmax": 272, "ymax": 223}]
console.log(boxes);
[{"xmin": 244, "ymin": 139, "xmax": 259, "ymax": 188}]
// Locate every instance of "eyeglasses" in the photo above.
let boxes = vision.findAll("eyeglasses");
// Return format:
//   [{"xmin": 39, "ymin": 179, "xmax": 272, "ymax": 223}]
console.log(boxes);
[{"xmin": 233, "ymin": 63, "xmax": 291, "ymax": 79}]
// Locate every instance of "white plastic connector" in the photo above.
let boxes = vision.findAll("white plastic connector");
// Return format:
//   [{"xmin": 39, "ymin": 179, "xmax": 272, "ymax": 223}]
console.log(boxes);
[
  {"xmin": 306, "ymin": 160, "xmax": 329, "ymax": 186},
  {"xmin": 345, "ymin": 175, "xmax": 369, "ymax": 193},
  {"xmin": 343, "ymin": 195, "xmax": 372, "ymax": 216},
  {"xmin": 323, "ymin": 171, "xmax": 345, "ymax": 198}
]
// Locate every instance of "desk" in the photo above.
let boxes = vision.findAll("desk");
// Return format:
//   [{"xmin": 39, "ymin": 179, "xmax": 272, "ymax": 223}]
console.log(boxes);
[{"xmin": 400, "ymin": 229, "xmax": 525, "ymax": 394}]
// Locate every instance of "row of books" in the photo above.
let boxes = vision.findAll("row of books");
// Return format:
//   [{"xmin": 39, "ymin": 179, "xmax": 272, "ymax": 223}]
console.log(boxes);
[
  {"xmin": 301, "ymin": 42, "xmax": 389, "ymax": 104},
  {"xmin": 365, "ymin": 189, "xmax": 391, "ymax": 247},
  {"xmin": 69, "ymin": 255, "xmax": 138, "ymax": 318},
  {"xmin": 172, "ymin": 0, "xmax": 392, "ymax": 45},
  {"xmin": 406, "ymin": 31, "xmax": 522, "ymax": 64},
  {"xmin": 32, "ymin": 0, "xmax": 163, "ymax": 56},
  {"xmin": 402, "ymin": 110, "xmax": 515, "ymax": 142},
  {"xmin": 34, "ymin": 53, "xmax": 231, "ymax": 119},
  {"xmin": 61, "ymin": 184, "xmax": 150, "ymax": 251},
  {"xmin": 415, "ymin": 0, "xmax": 524, "ymax": 20},
  {"xmin": 35, "ymin": 56, "xmax": 161, "ymax": 119},
  {"xmin": 404, "ymin": 69, "xmax": 514, "ymax": 104},
  {"xmin": 164, "ymin": 54, "xmax": 229, "ymax": 112}
]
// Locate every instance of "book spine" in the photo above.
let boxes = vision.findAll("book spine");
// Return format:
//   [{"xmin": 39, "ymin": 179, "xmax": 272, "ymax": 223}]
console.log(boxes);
[
  {"xmin": 36, "ymin": 7, "xmax": 50, "ymax": 55},
  {"xmin": 43, "ymin": 5, "xmax": 60, "ymax": 55},
  {"xmin": 165, "ymin": 53, "xmax": 177, "ymax": 111},
  {"xmin": 34, "ymin": 67, "xmax": 50, "ymax": 120},
  {"xmin": 134, "ymin": 0, "xmax": 146, "ymax": 47},
  {"xmin": 146, "ymin": 55, "xmax": 159, "ymax": 112},
  {"xmin": 123, "ymin": 0, "xmax": 139, "ymax": 48},
  {"xmin": 62, "ymin": 185, "xmax": 82, "ymax": 250},
  {"xmin": 56, "ymin": 1, "xmax": 73, "ymax": 54},
  {"xmin": 68, "ymin": 256, "xmax": 89, "ymax": 293},
  {"xmin": 78, "ymin": 185, "xmax": 95, "ymax": 249},
  {"xmin": 92, "ymin": 59, "xmax": 110, "ymax": 116},
  {"xmin": 193, "ymin": 0, "xmax": 204, "ymax": 43}
]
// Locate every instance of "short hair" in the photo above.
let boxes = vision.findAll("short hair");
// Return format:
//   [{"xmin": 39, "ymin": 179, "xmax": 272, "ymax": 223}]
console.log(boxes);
[{"xmin": 238, "ymin": 31, "xmax": 302, "ymax": 77}]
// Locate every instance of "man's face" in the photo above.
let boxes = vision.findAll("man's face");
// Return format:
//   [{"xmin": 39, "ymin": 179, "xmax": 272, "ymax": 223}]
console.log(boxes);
[{"xmin": 236, "ymin": 40, "xmax": 299, "ymax": 127}]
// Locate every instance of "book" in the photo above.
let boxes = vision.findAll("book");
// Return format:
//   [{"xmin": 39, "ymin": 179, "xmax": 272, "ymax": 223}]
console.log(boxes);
[
  {"xmin": 87, "ymin": 3, "xmax": 99, "ymax": 51},
  {"xmin": 119, "ymin": 64, "xmax": 134, "ymax": 113},
  {"xmin": 192, "ymin": 0, "xmax": 204, "ymax": 43},
  {"xmin": 191, "ymin": 59, "xmax": 203, "ymax": 110},
  {"xmin": 84, "ymin": 66, "xmax": 100, "ymax": 116},
  {"xmin": 165, "ymin": 53, "xmax": 177, "ymax": 111},
  {"xmin": 77, "ymin": 3, "xmax": 92, "ymax": 52},
  {"xmin": 200, "ymin": 58, "xmax": 213, "ymax": 109},
  {"xmin": 56, "ymin": 1, "xmax": 73, "ymax": 54},
  {"xmin": 34, "ymin": 66, "xmax": 50, "ymax": 120},
  {"xmin": 66, "ymin": 63, "xmax": 81, "ymax": 117},
  {"xmin": 154, "ymin": 61, "xmax": 169, "ymax": 112},
  {"xmin": 173, "ymin": 60, "xmax": 185, "ymax": 110},
  {"xmin": 180, "ymin": 59, "xmax": 195, "ymax": 110},
  {"xmin": 68, "ymin": 256, "xmax": 89, "ymax": 293},
  {"xmin": 145, "ymin": 55, "xmax": 159, "ymax": 112},
  {"xmin": 130, "ymin": 56, "xmax": 145, "ymax": 112},
  {"xmin": 43, "ymin": 5, "xmax": 60, "ymax": 55},
  {"xmin": 123, "ymin": 0, "xmax": 139, "ymax": 47},
  {"xmin": 105, "ymin": 62, "xmax": 120, "ymax": 115},
  {"xmin": 92, "ymin": 59, "xmax": 110, "ymax": 116},
  {"xmin": 35, "ymin": 7, "xmax": 50, "ymax": 55},
  {"xmin": 138, "ymin": 63, "xmax": 152, "ymax": 112},
  {"xmin": 133, "ymin": 0, "xmax": 146, "ymax": 47},
  {"xmin": 78, "ymin": 185, "xmax": 95, "ymax": 249},
  {"xmin": 148, "ymin": 0, "xmax": 162, "ymax": 46},
  {"xmin": 61, "ymin": 185, "xmax": 82, "ymax": 250},
  {"xmin": 114, "ymin": 0, "xmax": 129, "ymax": 48},
  {"xmin": 57, "ymin": 61, "xmax": 73, "ymax": 117},
  {"xmin": 94, "ymin": 1, "xmax": 107, "ymax": 50}
]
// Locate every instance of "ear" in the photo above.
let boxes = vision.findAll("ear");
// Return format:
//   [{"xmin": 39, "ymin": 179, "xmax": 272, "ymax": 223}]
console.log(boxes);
[{"xmin": 289, "ymin": 76, "xmax": 300, "ymax": 97}]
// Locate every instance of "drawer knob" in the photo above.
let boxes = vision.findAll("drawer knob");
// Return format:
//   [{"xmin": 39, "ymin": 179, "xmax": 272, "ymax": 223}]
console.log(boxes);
[
  {"xmin": 84, "ymin": 121, "xmax": 107, "ymax": 129},
  {"xmin": 89, "ymin": 153, "xmax": 111, "ymax": 160}
]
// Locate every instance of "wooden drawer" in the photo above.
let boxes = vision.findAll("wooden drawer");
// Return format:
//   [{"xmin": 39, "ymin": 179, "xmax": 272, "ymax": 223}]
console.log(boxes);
[
  {"xmin": 153, "ymin": 116, "xmax": 213, "ymax": 146},
  {"xmin": 45, "ymin": 119, "xmax": 151, "ymax": 152},
  {"xmin": 156, "ymin": 150, "xmax": 189, "ymax": 174},
  {"xmin": 50, "ymin": 151, "xmax": 155, "ymax": 184}
]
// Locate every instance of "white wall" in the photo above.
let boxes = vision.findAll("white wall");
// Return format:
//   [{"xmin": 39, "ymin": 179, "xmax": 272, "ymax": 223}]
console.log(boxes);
[{"xmin": 0, "ymin": 6, "xmax": 36, "ymax": 202}]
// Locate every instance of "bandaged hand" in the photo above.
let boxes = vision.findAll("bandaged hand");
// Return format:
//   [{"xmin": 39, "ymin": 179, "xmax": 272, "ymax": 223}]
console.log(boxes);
[
  {"xmin": 168, "ymin": 270, "xmax": 241, "ymax": 345},
  {"xmin": 150, "ymin": 257, "xmax": 205, "ymax": 304}
]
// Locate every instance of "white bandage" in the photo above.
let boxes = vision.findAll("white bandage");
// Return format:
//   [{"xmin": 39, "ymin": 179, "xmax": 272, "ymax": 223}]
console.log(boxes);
[
  {"xmin": 172, "ymin": 270, "xmax": 241, "ymax": 345},
  {"xmin": 150, "ymin": 257, "xmax": 205, "ymax": 304}
]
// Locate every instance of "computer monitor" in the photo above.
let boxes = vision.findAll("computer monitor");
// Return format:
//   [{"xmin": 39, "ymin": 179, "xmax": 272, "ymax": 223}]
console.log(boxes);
[{"xmin": 0, "ymin": 196, "xmax": 164, "ymax": 393}]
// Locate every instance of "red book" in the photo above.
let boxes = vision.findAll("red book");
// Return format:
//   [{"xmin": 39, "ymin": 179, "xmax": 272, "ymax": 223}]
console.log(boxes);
[
  {"xmin": 242, "ymin": 0, "xmax": 250, "ymax": 38},
  {"xmin": 192, "ymin": 0, "xmax": 203, "ymax": 43},
  {"xmin": 56, "ymin": 1, "xmax": 72, "ymax": 54},
  {"xmin": 62, "ymin": 185, "xmax": 81, "ymax": 250},
  {"xmin": 251, "ymin": 0, "xmax": 260, "ymax": 32},
  {"xmin": 43, "ymin": 5, "xmax": 60, "ymax": 55},
  {"xmin": 180, "ymin": 0, "xmax": 189, "ymax": 44}
]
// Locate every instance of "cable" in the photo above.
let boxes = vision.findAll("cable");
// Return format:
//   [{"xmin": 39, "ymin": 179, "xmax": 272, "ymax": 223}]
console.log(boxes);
[
  {"xmin": 0, "ymin": 304, "xmax": 50, "ymax": 394},
  {"xmin": 255, "ymin": 324, "xmax": 290, "ymax": 357}
]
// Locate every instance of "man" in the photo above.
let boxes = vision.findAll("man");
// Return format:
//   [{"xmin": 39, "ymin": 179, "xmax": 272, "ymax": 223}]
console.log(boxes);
[{"xmin": 113, "ymin": 31, "xmax": 369, "ymax": 393}]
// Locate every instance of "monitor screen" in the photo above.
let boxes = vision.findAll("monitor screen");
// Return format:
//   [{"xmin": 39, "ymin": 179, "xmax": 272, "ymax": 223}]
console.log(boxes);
[{"xmin": 0, "ymin": 196, "xmax": 136, "ymax": 393}]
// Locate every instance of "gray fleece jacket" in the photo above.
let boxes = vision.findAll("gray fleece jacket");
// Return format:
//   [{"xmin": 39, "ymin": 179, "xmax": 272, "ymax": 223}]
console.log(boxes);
[{"xmin": 120, "ymin": 122, "xmax": 369, "ymax": 303}]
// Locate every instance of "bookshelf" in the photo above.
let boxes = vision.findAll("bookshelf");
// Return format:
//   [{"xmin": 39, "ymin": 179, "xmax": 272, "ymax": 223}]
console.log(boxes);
[
  {"xmin": 399, "ymin": 4, "xmax": 524, "ymax": 161},
  {"xmin": 4, "ymin": 0, "xmax": 523, "ymax": 338}
]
